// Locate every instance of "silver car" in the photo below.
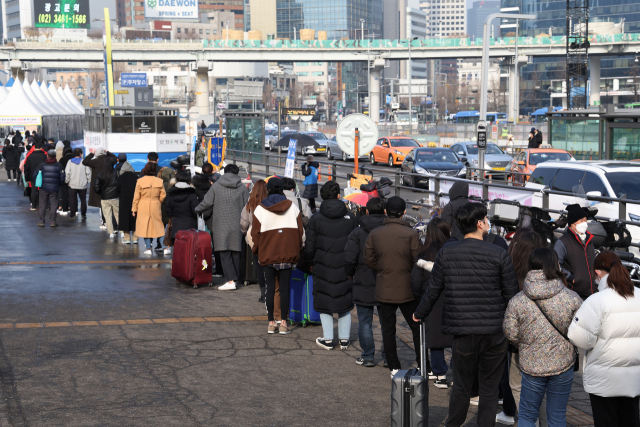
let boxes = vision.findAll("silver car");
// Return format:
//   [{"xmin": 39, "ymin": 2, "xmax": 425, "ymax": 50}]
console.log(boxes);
[
  {"xmin": 326, "ymin": 136, "xmax": 369, "ymax": 162},
  {"xmin": 450, "ymin": 142, "xmax": 513, "ymax": 175},
  {"xmin": 298, "ymin": 131, "xmax": 329, "ymax": 156},
  {"xmin": 265, "ymin": 128, "xmax": 278, "ymax": 150}
]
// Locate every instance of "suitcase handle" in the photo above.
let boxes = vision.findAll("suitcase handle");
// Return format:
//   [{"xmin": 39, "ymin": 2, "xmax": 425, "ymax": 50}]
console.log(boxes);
[{"xmin": 420, "ymin": 320, "xmax": 427, "ymax": 380}]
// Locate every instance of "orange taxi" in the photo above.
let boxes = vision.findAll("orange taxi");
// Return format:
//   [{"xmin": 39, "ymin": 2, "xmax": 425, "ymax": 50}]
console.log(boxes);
[
  {"xmin": 510, "ymin": 148, "xmax": 575, "ymax": 185},
  {"xmin": 369, "ymin": 137, "xmax": 421, "ymax": 167}
]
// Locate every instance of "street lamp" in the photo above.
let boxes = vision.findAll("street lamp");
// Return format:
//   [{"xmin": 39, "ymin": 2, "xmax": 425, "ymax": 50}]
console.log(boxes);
[
  {"xmin": 293, "ymin": 27, "xmax": 297, "ymax": 41},
  {"xmin": 360, "ymin": 18, "xmax": 365, "ymax": 41},
  {"xmin": 549, "ymin": 26, "xmax": 556, "ymax": 38},
  {"xmin": 225, "ymin": 21, "xmax": 229, "ymax": 41},
  {"xmin": 502, "ymin": 17, "xmax": 522, "ymax": 124}
]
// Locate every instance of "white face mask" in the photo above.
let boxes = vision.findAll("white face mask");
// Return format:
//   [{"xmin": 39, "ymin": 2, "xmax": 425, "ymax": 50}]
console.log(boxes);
[{"xmin": 575, "ymin": 222, "xmax": 588, "ymax": 234}]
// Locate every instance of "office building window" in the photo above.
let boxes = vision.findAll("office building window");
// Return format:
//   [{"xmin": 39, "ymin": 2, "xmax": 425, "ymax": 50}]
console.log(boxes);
[{"xmin": 177, "ymin": 28, "xmax": 181, "ymax": 33}]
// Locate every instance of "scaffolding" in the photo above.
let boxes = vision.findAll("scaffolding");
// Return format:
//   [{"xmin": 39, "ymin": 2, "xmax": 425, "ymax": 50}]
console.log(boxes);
[{"xmin": 566, "ymin": 0, "xmax": 590, "ymax": 109}]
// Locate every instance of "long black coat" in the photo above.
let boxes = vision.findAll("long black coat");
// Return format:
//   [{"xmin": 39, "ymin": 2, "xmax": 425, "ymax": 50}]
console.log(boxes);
[
  {"xmin": 344, "ymin": 214, "xmax": 386, "ymax": 307},
  {"xmin": 116, "ymin": 171, "xmax": 138, "ymax": 232},
  {"xmin": 2, "ymin": 145, "xmax": 19, "ymax": 170},
  {"xmin": 82, "ymin": 152, "xmax": 117, "ymax": 207},
  {"xmin": 411, "ymin": 258, "xmax": 452, "ymax": 349},
  {"xmin": 440, "ymin": 181, "xmax": 470, "ymax": 236},
  {"xmin": 24, "ymin": 149, "xmax": 47, "ymax": 185},
  {"xmin": 165, "ymin": 185, "xmax": 199, "ymax": 238},
  {"xmin": 305, "ymin": 199, "xmax": 358, "ymax": 314},
  {"xmin": 192, "ymin": 174, "xmax": 212, "ymax": 221}
]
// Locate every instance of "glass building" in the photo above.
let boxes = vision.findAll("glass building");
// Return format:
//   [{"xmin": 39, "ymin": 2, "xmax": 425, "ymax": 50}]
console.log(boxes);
[
  {"xmin": 467, "ymin": 0, "xmax": 500, "ymax": 40},
  {"xmin": 276, "ymin": 0, "xmax": 383, "ymax": 112},
  {"xmin": 500, "ymin": 0, "xmax": 639, "ymax": 113}
]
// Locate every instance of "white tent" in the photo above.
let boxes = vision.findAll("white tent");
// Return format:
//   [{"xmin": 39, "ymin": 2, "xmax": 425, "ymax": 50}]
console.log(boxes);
[
  {"xmin": 63, "ymin": 84, "xmax": 85, "ymax": 114},
  {"xmin": 0, "ymin": 79, "xmax": 50, "ymax": 126},
  {"xmin": 40, "ymin": 82, "xmax": 64, "ymax": 113},
  {"xmin": 0, "ymin": 86, "xmax": 8, "ymax": 103},
  {"xmin": 23, "ymin": 80, "xmax": 56, "ymax": 115},
  {"xmin": 59, "ymin": 86, "xmax": 83, "ymax": 115},
  {"xmin": 31, "ymin": 80, "xmax": 58, "ymax": 114},
  {"xmin": 47, "ymin": 83, "xmax": 76, "ymax": 115}
]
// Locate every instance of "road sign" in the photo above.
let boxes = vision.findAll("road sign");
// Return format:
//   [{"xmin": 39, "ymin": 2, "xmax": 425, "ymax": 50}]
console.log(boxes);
[
  {"xmin": 336, "ymin": 113, "xmax": 378, "ymax": 156},
  {"xmin": 121, "ymin": 73, "xmax": 147, "ymax": 88},
  {"xmin": 188, "ymin": 106, "xmax": 200, "ymax": 120},
  {"xmin": 477, "ymin": 120, "xmax": 487, "ymax": 149}
]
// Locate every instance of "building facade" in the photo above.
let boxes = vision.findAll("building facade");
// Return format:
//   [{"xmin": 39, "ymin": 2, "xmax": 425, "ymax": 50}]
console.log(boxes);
[{"xmin": 467, "ymin": 0, "xmax": 499, "ymax": 40}]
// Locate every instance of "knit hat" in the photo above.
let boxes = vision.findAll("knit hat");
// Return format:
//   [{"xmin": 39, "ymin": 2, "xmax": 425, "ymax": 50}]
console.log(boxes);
[
  {"xmin": 47, "ymin": 149, "xmax": 56, "ymax": 157},
  {"xmin": 566, "ymin": 204, "xmax": 587, "ymax": 226},
  {"xmin": 530, "ymin": 127, "xmax": 536, "ymax": 133},
  {"xmin": 306, "ymin": 155, "xmax": 315, "ymax": 162},
  {"xmin": 118, "ymin": 153, "xmax": 127, "ymax": 162},
  {"xmin": 385, "ymin": 196, "xmax": 406, "ymax": 216},
  {"xmin": 267, "ymin": 177, "xmax": 284, "ymax": 193}
]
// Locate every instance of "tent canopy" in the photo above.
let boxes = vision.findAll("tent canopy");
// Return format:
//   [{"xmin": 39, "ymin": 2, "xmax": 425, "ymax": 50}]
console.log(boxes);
[
  {"xmin": 63, "ymin": 84, "xmax": 85, "ymax": 114},
  {"xmin": 47, "ymin": 83, "xmax": 75, "ymax": 115},
  {"xmin": 0, "ymin": 80, "xmax": 49, "ymax": 125},
  {"xmin": 23, "ymin": 80, "xmax": 56, "ymax": 115},
  {"xmin": 31, "ymin": 80, "xmax": 59, "ymax": 114}
]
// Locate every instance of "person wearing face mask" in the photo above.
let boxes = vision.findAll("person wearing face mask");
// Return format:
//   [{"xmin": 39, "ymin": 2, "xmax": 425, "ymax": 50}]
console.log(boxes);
[
  {"xmin": 568, "ymin": 251, "xmax": 640, "ymax": 427},
  {"xmin": 554, "ymin": 204, "xmax": 596, "ymax": 300},
  {"xmin": 413, "ymin": 202, "xmax": 518, "ymax": 427}
]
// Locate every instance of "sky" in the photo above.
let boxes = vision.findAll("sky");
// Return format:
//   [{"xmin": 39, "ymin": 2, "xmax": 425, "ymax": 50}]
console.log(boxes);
[{"xmin": 89, "ymin": 0, "xmax": 117, "ymax": 29}]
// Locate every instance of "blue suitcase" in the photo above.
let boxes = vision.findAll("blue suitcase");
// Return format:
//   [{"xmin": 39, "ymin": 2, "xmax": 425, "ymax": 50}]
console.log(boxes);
[{"xmin": 289, "ymin": 268, "xmax": 321, "ymax": 327}]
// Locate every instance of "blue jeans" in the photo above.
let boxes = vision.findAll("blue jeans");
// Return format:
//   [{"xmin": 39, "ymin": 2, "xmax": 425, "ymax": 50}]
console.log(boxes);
[
  {"xmin": 144, "ymin": 237, "xmax": 164, "ymax": 249},
  {"xmin": 519, "ymin": 368, "xmax": 574, "ymax": 427},
  {"xmin": 320, "ymin": 311, "xmax": 351, "ymax": 341},
  {"xmin": 356, "ymin": 305, "xmax": 386, "ymax": 361},
  {"xmin": 430, "ymin": 348, "xmax": 448, "ymax": 376}
]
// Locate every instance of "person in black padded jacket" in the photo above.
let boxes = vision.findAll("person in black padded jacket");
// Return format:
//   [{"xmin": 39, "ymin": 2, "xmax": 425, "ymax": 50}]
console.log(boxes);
[
  {"xmin": 413, "ymin": 202, "xmax": 518, "ymax": 427},
  {"xmin": 164, "ymin": 170, "xmax": 199, "ymax": 256},
  {"xmin": 93, "ymin": 158, "xmax": 120, "ymax": 238},
  {"xmin": 32, "ymin": 149, "xmax": 65, "ymax": 227},
  {"xmin": 344, "ymin": 197, "xmax": 387, "ymax": 368}
]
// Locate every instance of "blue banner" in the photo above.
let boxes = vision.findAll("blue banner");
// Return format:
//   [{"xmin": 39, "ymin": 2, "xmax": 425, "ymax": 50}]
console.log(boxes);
[
  {"xmin": 284, "ymin": 139, "xmax": 297, "ymax": 178},
  {"xmin": 121, "ymin": 73, "xmax": 147, "ymax": 88}
]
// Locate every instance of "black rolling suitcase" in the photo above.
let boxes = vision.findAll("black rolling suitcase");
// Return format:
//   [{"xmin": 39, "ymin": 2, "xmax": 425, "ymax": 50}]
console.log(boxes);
[
  {"xmin": 390, "ymin": 321, "xmax": 428, "ymax": 426},
  {"xmin": 239, "ymin": 242, "xmax": 259, "ymax": 286}
]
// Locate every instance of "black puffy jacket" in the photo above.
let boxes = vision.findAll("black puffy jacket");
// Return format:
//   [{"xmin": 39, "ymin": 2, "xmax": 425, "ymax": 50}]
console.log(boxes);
[
  {"xmin": 165, "ymin": 185, "xmax": 199, "ymax": 238},
  {"xmin": 305, "ymin": 198, "xmax": 358, "ymax": 314},
  {"xmin": 414, "ymin": 237, "xmax": 518, "ymax": 335},
  {"xmin": 344, "ymin": 214, "xmax": 386, "ymax": 307},
  {"xmin": 94, "ymin": 172, "xmax": 120, "ymax": 200},
  {"xmin": 25, "ymin": 149, "xmax": 47, "ymax": 184},
  {"xmin": 440, "ymin": 181, "xmax": 471, "ymax": 236},
  {"xmin": 192, "ymin": 174, "xmax": 212, "ymax": 220},
  {"xmin": 2, "ymin": 144, "xmax": 19, "ymax": 170},
  {"xmin": 33, "ymin": 158, "xmax": 65, "ymax": 193}
]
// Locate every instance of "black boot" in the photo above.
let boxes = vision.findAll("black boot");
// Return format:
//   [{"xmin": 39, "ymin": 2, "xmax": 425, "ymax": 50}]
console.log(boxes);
[{"xmin": 258, "ymin": 287, "xmax": 266, "ymax": 303}]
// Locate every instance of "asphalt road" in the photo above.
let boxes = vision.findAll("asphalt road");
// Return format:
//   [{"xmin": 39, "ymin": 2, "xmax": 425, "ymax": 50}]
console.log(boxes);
[{"xmin": 0, "ymin": 171, "xmax": 594, "ymax": 426}]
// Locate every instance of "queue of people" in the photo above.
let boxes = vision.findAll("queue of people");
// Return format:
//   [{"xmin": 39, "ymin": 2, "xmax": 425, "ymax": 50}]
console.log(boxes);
[{"xmin": 14, "ymin": 141, "xmax": 640, "ymax": 427}]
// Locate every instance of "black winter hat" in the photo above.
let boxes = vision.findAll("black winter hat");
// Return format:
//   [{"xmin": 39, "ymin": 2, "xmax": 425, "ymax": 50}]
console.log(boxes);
[
  {"xmin": 566, "ymin": 204, "xmax": 587, "ymax": 225},
  {"xmin": 267, "ymin": 177, "xmax": 283, "ymax": 193},
  {"xmin": 385, "ymin": 196, "xmax": 406, "ymax": 216},
  {"xmin": 118, "ymin": 153, "xmax": 127, "ymax": 162}
]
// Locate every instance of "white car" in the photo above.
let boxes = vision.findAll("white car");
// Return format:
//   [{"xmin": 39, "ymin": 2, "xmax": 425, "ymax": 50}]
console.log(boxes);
[{"xmin": 526, "ymin": 161, "xmax": 640, "ymax": 250}]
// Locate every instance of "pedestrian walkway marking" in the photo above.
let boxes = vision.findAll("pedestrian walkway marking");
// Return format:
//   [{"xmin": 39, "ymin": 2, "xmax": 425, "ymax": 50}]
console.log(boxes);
[
  {"xmin": 1, "ymin": 260, "xmax": 172, "ymax": 266},
  {"xmin": 0, "ymin": 315, "xmax": 270, "ymax": 330},
  {"xmin": 356, "ymin": 311, "xmax": 595, "ymax": 427}
]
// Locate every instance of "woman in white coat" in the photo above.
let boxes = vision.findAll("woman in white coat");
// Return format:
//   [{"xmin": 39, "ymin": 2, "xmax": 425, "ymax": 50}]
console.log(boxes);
[{"xmin": 568, "ymin": 251, "xmax": 640, "ymax": 427}]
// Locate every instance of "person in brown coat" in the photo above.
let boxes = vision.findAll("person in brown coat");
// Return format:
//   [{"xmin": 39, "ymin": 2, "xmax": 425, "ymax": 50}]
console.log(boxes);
[
  {"xmin": 82, "ymin": 148, "xmax": 117, "ymax": 228},
  {"xmin": 364, "ymin": 196, "xmax": 422, "ymax": 377},
  {"xmin": 132, "ymin": 162, "xmax": 166, "ymax": 255}
]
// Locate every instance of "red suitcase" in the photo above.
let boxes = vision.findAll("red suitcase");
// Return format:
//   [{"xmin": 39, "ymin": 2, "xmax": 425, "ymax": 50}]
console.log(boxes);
[{"xmin": 171, "ymin": 229, "xmax": 213, "ymax": 288}]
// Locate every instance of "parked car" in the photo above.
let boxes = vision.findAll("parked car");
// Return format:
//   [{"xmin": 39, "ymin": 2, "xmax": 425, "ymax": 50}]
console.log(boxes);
[
  {"xmin": 264, "ymin": 128, "xmax": 278, "ymax": 150},
  {"xmin": 370, "ymin": 136, "xmax": 421, "ymax": 167},
  {"xmin": 526, "ymin": 161, "xmax": 640, "ymax": 250},
  {"xmin": 298, "ymin": 131, "xmax": 329, "ymax": 156},
  {"xmin": 327, "ymin": 136, "xmax": 369, "ymax": 162},
  {"xmin": 510, "ymin": 148, "xmax": 575, "ymax": 185},
  {"xmin": 450, "ymin": 142, "xmax": 513, "ymax": 176},
  {"xmin": 272, "ymin": 129, "xmax": 297, "ymax": 151},
  {"xmin": 203, "ymin": 123, "xmax": 226, "ymax": 137},
  {"xmin": 401, "ymin": 147, "xmax": 466, "ymax": 188}
]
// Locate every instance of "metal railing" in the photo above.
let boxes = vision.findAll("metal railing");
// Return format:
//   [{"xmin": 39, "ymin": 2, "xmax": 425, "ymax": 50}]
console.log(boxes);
[{"xmin": 226, "ymin": 148, "xmax": 640, "ymax": 247}]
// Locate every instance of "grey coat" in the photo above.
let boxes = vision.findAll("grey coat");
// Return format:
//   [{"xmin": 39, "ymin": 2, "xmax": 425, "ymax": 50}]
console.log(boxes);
[{"xmin": 195, "ymin": 173, "xmax": 249, "ymax": 252}]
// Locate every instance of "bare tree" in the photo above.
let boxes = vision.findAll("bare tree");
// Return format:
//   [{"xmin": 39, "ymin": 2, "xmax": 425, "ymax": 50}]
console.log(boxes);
[
  {"xmin": 22, "ymin": 26, "xmax": 41, "ymax": 39},
  {"xmin": 112, "ymin": 62, "xmax": 126, "ymax": 84},
  {"xmin": 487, "ymin": 75, "xmax": 507, "ymax": 112},
  {"xmin": 262, "ymin": 81, "xmax": 274, "ymax": 110},
  {"xmin": 87, "ymin": 29, "xmax": 103, "ymax": 40},
  {"xmin": 40, "ymin": 27, "xmax": 55, "ymax": 40}
]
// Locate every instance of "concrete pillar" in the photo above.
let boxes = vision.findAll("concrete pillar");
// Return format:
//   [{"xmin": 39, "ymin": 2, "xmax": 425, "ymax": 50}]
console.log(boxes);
[
  {"xmin": 589, "ymin": 57, "xmax": 601, "ymax": 106},
  {"xmin": 369, "ymin": 58, "xmax": 385, "ymax": 124},
  {"xmin": 9, "ymin": 60, "xmax": 24, "ymax": 82},
  {"xmin": 508, "ymin": 63, "xmax": 517, "ymax": 123},
  {"xmin": 195, "ymin": 61, "xmax": 210, "ymax": 112}
]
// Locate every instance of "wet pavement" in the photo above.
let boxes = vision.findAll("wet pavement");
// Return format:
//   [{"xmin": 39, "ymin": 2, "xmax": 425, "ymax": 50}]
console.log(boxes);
[{"xmin": 0, "ymin": 175, "xmax": 594, "ymax": 426}]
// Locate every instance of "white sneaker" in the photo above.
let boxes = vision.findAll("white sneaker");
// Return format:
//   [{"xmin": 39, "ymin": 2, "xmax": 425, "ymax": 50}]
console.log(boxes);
[
  {"xmin": 470, "ymin": 396, "xmax": 479, "ymax": 406},
  {"xmin": 109, "ymin": 233, "xmax": 115, "ymax": 238},
  {"xmin": 100, "ymin": 224, "xmax": 107, "ymax": 230},
  {"xmin": 427, "ymin": 371, "xmax": 437, "ymax": 380},
  {"xmin": 218, "ymin": 281, "xmax": 237, "ymax": 291},
  {"xmin": 390, "ymin": 369, "xmax": 399, "ymax": 379},
  {"xmin": 496, "ymin": 412, "xmax": 515, "ymax": 425},
  {"xmin": 143, "ymin": 249, "xmax": 152, "ymax": 255},
  {"xmin": 163, "ymin": 248, "xmax": 171, "ymax": 255}
]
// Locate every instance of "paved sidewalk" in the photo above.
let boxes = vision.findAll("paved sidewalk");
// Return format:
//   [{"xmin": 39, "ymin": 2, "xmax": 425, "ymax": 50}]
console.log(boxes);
[{"xmin": 0, "ymin": 175, "xmax": 594, "ymax": 426}]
